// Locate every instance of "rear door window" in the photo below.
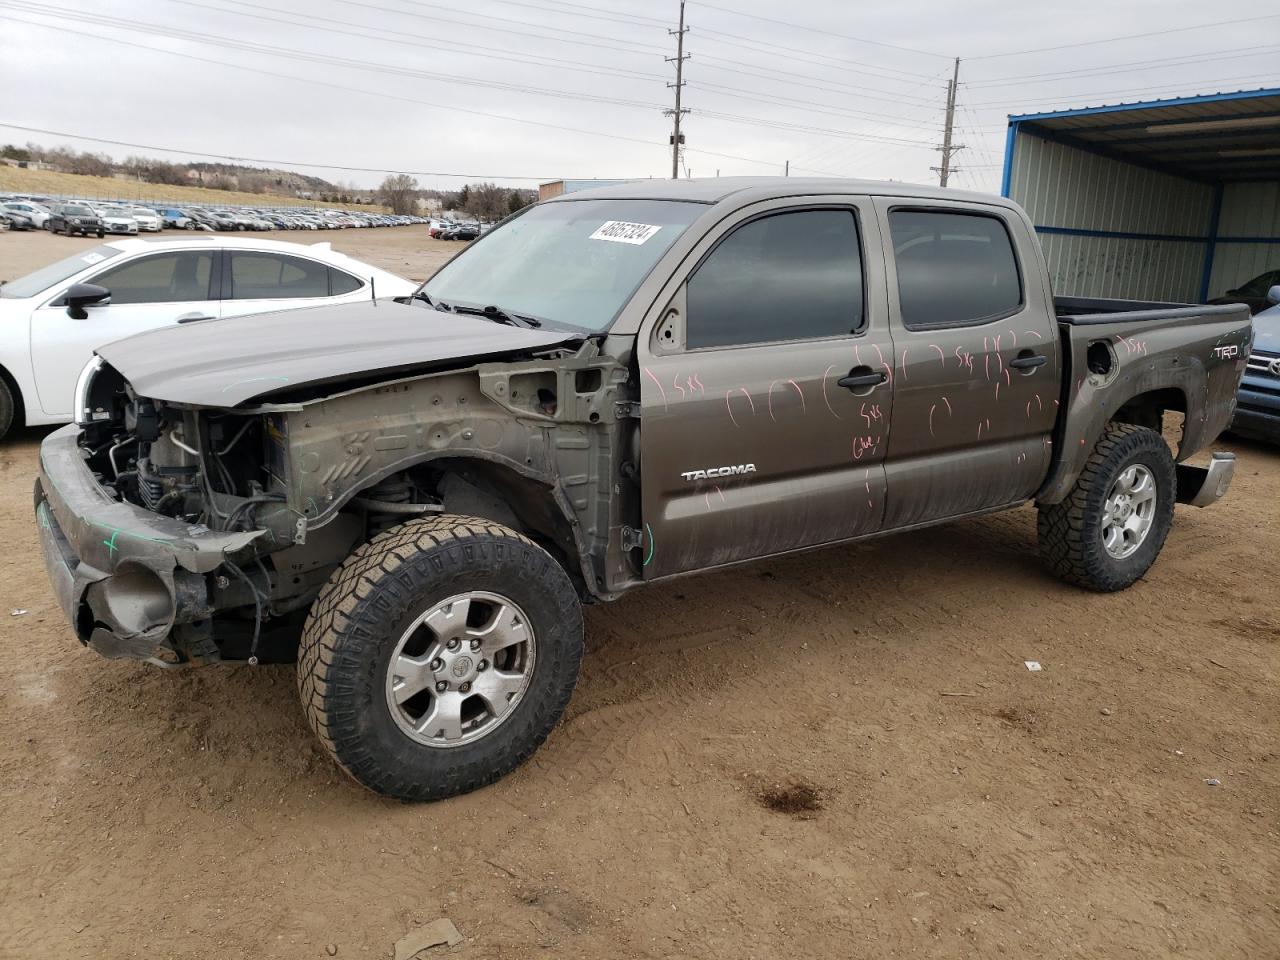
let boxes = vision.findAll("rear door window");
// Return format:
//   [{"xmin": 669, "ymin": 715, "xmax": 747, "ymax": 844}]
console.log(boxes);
[
  {"xmin": 685, "ymin": 209, "xmax": 865, "ymax": 349},
  {"xmin": 888, "ymin": 210, "xmax": 1022, "ymax": 329},
  {"xmin": 329, "ymin": 269, "xmax": 364, "ymax": 296},
  {"xmin": 90, "ymin": 251, "xmax": 214, "ymax": 304},
  {"xmin": 228, "ymin": 252, "xmax": 331, "ymax": 299}
]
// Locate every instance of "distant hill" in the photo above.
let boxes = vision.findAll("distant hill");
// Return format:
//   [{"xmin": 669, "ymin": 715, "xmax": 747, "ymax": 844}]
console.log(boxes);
[{"xmin": 0, "ymin": 165, "xmax": 389, "ymax": 213}]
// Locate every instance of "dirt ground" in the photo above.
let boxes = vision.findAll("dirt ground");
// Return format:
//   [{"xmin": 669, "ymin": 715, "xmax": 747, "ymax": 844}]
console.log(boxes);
[{"xmin": 1, "ymin": 227, "xmax": 1277, "ymax": 959}]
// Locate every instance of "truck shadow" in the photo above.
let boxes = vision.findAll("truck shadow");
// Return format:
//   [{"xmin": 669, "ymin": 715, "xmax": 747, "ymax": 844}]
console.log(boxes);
[{"xmin": 51, "ymin": 504, "xmax": 1051, "ymax": 804}]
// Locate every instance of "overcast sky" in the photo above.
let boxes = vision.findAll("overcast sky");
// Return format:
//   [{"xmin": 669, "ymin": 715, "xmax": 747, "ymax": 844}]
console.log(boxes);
[{"xmin": 1, "ymin": 0, "xmax": 1277, "ymax": 193}]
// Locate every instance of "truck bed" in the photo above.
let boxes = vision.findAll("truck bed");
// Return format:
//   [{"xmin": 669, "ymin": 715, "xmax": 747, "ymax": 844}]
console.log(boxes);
[{"xmin": 1055, "ymin": 295, "xmax": 1246, "ymax": 325}]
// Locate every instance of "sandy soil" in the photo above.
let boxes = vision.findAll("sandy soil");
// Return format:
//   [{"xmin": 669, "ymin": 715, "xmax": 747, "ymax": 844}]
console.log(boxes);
[
  {"xmin": 1, "ymin": 228, "xmax": 1277, "ymax": 959},
  {"xmin": 0, "ymin": 225, "xmax": 460, "ymax": 285}
]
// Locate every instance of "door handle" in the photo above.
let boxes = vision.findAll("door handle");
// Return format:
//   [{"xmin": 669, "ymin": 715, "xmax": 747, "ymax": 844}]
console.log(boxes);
[
  {"xmin": 837, "ymin": 367, "xmax": 888, "ymax": 390},
  {"xmin": 175, "ymin": 313, "xmax": 215, "ymax": 324},
  {"xmin": 1009, "ymin": 351, "xmax": 1047, "ymax": 369}
]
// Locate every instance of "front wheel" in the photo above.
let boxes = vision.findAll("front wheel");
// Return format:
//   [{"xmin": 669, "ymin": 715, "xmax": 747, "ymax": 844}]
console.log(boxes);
[
  {"xmin": 0, "ymin": 375, "xmax": 15, "ymax": 440},
  {"xmin": 298, "ymin": 516, "xmax": 584, "ymax": 801},
  {"xmin": 1037, "ymin": 423, "xmax": 1176, "ymax": 591}
]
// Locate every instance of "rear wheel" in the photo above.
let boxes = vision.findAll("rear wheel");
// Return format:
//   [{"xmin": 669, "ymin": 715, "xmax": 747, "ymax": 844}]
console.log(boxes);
[
  {"xmin": 1037, "ymin": 423, "xmax": 1175, "ymax": 591},
  {"xmin": 298, "ymin": 516, "xmax": 584, "ymax": 801}
]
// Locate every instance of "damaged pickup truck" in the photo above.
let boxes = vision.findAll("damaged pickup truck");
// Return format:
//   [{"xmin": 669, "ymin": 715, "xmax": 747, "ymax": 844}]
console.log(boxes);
[{"xmin": 36, "ymin": 178, "xmax": 1251, "ymax": 800}]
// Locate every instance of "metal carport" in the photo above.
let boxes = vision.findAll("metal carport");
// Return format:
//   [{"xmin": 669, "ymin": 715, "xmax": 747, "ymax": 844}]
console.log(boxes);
[{"xmin": 1001, "ymin": 87, "xmax": 1280, "ymax": 304}]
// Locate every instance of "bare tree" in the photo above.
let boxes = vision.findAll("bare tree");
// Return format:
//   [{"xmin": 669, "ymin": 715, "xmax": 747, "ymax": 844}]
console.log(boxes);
[
  {"xmin": 464, "ymin": 182, "xmax": 508, "ymax": 221},
  {"xmin": 379, "ymin": 174, "xmax": 419, "ymax": 215}
]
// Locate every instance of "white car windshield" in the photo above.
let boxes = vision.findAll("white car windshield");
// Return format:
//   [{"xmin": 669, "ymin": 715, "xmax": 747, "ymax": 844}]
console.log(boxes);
[
  {"xmin": 1, "ymin": 245, "xmax": 122, "ymax": 298},
  {"xmin": 422, "ymin": 199, "xmax": 703, "ymax": 333}
]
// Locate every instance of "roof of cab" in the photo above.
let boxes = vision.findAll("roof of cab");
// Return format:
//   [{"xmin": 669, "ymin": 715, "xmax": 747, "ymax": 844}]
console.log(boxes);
[{"xmin": 543, "ymin": 175, "xmax": 1012, "ymax": 209}]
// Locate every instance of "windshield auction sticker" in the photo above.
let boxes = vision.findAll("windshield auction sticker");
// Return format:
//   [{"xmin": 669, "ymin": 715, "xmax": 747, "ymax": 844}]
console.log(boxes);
[{"xmin": 589, "ymin": 220, "xmax": 662, "ymax": 245}]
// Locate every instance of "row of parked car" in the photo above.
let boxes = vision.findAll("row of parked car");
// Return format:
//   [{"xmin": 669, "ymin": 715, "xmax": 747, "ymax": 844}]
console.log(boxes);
[
  {"xmin": 0, "ymin": 195, "xmax": 428, "ymax": 236},
  {"xmin": 427, "ymin": 218, "xmax": 492, "ymax": 241}
]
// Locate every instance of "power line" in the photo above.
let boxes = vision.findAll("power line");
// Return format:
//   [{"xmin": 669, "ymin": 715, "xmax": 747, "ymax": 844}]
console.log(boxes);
[
  {"xmin": 200, "ymin": 0, "xmax": 668, "ymax": 82},
  {"xmin": 687, "ymin": 81, "xmax": 947, "ymax": 128},
  {"xmin": 493, "ymin": 0, "xmax": 670, "ymax": 26},
  {"xmin": 695, "ymin": 57, "xmax": 943, "ymax": 107},
  {"xmin": 692, "ymin": 26, "xmax": 938, "ymax": 81},
  {"xmin": 390, "ymin": 0, "xmax": 669, "ymax": 53},
  {"xmin": 305, "ymin": 0, "xmax": 662, "ymax": 58},
  {"xmin": 965, "ymin": 45, "xmax": 1280, "ymax": 88},
  {"xmin": 964, "ymin": 73, "xmax": 1280, "ymax": 108},
  {"xmin": 465, "ymin": 0, "xmax": 669, "ymax": 30},
  {"xmin": 1, "ymin": 15, "xmax": 805, "ymax": 175},
  {"xmin": 0, "ymin": 122, "xmax": 557, "ymax": 181},
  {"xmin": 1, "ymin": 3, "xmax": 667, "ymax": 112},
  {"xmin": 696, "ymin": 111, "xmax": 934, "ymax": 147},
  {"xmin": 966, "ymin": 12, "xmax": 1280, "ymax": 61},
  {"xmin": 0, "ymin": 13, "xmax": 672, "ymax": 150},
  {"xmin": 691, "ymin": 0, "xmax": 949, "ymax": 60}
]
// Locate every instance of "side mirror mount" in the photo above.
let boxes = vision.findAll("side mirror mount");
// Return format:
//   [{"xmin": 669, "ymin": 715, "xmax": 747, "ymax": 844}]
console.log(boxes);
[
  {"xmin": 65, "ymin": 283, "xmax": 110, "ymax": 319},
  {"xmin": 1267, "ymin": 284, "xmax": 1280, "ymax": 306}
]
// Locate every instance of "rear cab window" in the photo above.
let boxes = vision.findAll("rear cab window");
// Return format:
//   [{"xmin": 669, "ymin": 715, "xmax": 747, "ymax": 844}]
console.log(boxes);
[{"xmin": 888, "ymin": 209, "xmax": 1022, "ymax": 329}]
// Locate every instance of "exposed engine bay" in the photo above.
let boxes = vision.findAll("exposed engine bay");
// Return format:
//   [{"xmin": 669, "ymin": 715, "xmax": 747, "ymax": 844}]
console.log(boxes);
[{"xmin": 65, "ymin": 345, "xmax": 630, "ymax": 665}]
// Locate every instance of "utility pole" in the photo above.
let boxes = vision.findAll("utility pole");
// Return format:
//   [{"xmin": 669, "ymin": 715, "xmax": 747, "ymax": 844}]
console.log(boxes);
[
  {"xmin": 784, "ymin": 160, "xmax": 789, "ymax": 177},
  {"xmin": 664, "ymin": 0, "xmax": 690, "ymax": 179},
  {"xmin": 932, "ymin": 56, "xmax": 964, "ymax": 187}
]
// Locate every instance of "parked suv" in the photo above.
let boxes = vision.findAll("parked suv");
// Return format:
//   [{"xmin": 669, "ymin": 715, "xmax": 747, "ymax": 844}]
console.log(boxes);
[
  {"xmin": 47, "ymin": 203, "xmax": 105, "ymax": 237},
  {"xmin": 35, "ymin": 178, "xmax": 1250, "ymax": 802}
]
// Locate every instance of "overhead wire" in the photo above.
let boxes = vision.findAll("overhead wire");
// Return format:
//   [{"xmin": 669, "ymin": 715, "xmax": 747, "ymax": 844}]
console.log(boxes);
[
  {"xmin": 965, "ymin": 12, "xmax": 1280, "ymax": 60},
  {"xmin": 0, "ymin": 2, "xmax": 668, "ymax": 111},
  {"xmin": 690, "ymin": 1, "xmax": 950, "ymax": 60}
]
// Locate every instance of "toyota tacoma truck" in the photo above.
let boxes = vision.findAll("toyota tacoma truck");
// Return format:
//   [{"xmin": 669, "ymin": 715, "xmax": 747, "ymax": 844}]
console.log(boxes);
[{"xmin": 35, "ymin": 178, "xmax": 1251, "ymax": 801}]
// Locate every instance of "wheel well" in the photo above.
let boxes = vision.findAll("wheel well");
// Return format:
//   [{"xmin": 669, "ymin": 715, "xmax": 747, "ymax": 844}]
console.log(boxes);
[
  {"xmin": 1113, "ymin": 387, "xmax": 1186, "ymax": 438},
  {"xmin": 413, "ymin": 459, "xmax": 588, "ymax": 595},
  {"xmin": 0, "ymin": 362, "xmax": 26, "ymax": 428}
]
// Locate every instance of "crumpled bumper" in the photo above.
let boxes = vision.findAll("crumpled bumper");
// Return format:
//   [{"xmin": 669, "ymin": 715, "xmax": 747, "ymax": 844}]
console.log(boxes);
[{"xmin": 35, "ymin": 424, "xmax": 262, "ymax": 664}]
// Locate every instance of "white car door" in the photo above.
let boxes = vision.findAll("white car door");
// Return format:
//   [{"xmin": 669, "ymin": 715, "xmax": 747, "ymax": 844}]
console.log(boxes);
[
  {"xmin": 219, "ymin": 249, "xmax": 366, "ymax": 319},
  {"xmin": 29, "ymin": 249, "xmax": 220, "ymax": 417}
]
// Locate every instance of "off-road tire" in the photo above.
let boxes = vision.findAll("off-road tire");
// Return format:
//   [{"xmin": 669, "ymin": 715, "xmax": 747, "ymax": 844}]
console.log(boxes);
[
  {"xmin": 1037, "ymin": 423, "xmax": 1176, "ymax": 592},
  {"xmin": 297, "ymin": 516, "xmax": 584, "ymax": 801},
  {"xmin": 0, "ymin": 377, "xmax": 15, "ymax": 440}
]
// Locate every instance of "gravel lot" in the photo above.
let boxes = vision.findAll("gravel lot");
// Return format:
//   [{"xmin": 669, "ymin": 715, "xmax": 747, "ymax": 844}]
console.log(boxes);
[{"xmin": 1, "ymin": 227, "xmax": 1277, "ymax": 959}]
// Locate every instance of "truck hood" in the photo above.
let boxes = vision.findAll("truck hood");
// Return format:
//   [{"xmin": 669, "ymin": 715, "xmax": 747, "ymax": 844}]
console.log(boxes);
[{"xmin": 95, "ymin": 299, "xmax": 583, "ymax": 407}]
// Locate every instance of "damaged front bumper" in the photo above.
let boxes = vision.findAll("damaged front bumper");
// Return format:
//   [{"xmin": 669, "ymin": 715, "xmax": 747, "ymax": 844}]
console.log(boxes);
[{"xmin": 35, "ymin": 424, "xmax": 262, "ymax": 665}]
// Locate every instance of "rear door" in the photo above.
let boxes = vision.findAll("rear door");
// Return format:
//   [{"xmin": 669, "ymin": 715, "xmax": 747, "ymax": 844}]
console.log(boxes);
[
  {"xmin": 637, "ymin": 197, "xmax": 893, "ymax": 579},
  {"xmin": 29, "ymin": 248, "xmax": 219, "ymax": 417},
  {"xmin": 875, "ymin": 199, "xmax": 1060, "ymax": 528}
]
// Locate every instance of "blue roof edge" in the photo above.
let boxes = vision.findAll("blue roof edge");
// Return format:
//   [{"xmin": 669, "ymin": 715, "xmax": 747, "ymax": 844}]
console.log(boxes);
[{"xmin": 1006, "ymin": 86, "xmax": 1280, "ymax": 124}]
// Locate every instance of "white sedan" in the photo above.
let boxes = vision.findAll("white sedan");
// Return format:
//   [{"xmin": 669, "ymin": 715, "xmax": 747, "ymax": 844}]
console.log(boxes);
[
  {"xmin": 95, "ymin": 208, "xmax": 139, "ymax": 236},
  {"xmin": 0, "ymin": 236, "xmax": 417, "ymax": 439},
  {"xmin": 130, "ymin": 207, "xmax": 164, "ymax": 232}
]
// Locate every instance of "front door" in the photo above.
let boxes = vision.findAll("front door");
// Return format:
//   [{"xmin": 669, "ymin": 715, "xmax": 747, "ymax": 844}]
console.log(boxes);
[
  {"xmin": 875, "ymin": 200, "xmax": 1060, "ymax": 528},
  {"xmin": 637, "ymin": 198, "xmax": 893, "ymax": 579},
  {"xmin": 30, "ymin": 249, "xmax": 219, "ymax": 417}
]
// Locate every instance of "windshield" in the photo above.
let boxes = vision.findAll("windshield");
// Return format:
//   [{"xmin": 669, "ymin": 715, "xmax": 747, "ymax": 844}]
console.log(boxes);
[
  {"xmin": 63, "ymin": 205, "xmax": 93, "ymax": 216},
  {"xmin": 422, "ymin": 199, "xmax": 704, "ymax": 333},
  {"xmin": 1, "ymin": 244, "xmax": 120, "ymax": 298}
]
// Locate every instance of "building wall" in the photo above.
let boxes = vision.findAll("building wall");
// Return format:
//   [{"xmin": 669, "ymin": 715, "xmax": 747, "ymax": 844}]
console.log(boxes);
[
  {"xmin": 1008, "ymin": 130, "xmax": 1214, "ymax": 302},
  {"xmin": 1206, "ymin": 181, "xmax": 1280, "ymax": 298}
]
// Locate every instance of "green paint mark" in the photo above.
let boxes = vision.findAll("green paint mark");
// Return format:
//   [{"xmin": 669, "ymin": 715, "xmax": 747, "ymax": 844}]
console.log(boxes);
[
  {"xmin": 642, "ymin": 523, "xmax": 654, "ymax": 568},
  {"xmin": 102, "ymin": 530, "xmax": 120, "ymax": 556}
]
